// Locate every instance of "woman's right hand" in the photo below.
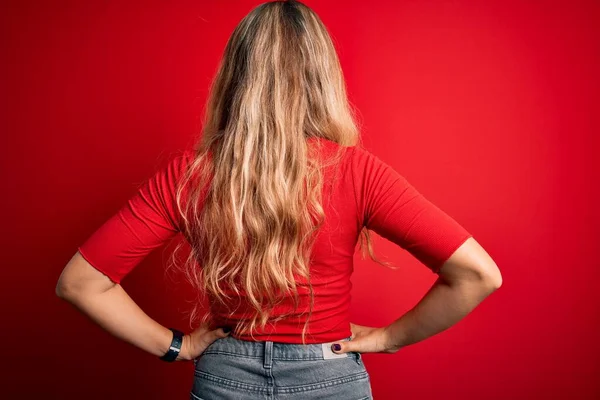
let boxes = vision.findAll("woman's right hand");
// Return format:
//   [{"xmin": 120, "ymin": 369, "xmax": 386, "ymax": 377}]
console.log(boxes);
[
  {"xmin": 178, "ymin": 323, "xmax": 231, "ymax": 361},
  {"xmin": 330, "ymin": 322, "xmax": 400, "ymax": 355}
]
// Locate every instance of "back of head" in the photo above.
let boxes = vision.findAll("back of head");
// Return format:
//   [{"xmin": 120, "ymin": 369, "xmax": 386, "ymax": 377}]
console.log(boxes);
[{"xmin": 203, "ymin": 0, "xmax": 359, "ymax": 149}]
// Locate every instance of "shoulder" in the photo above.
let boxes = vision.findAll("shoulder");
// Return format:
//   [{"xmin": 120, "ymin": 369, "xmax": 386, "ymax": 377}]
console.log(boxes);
[
  {"xmin": 348, "ymin": 144, "xmax": 382, "ymax": 162},
  {"xmin": 160, "ymin": 148, "xmax": 197, "ymax": 178},
  {"xmin": 346, "ymin": 144, "xmax": 386, "ymax": 173},
  {"xmin": 306, "ymin": 138, "xmax": 391, "ymax": 179},
  {"xmin": 145, "ymin": 149, "xmax": 197, "ymax": 199},
  {"xmin": 307, "ymin": 136, "xmax": 356, "ymax": 163},
  {"xmin": 346, "ymin": 145, "xmax": 410, "ymax": 196}
]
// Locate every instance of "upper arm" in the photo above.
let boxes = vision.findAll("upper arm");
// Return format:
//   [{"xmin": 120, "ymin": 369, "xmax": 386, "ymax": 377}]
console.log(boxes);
[
  {"xmin": 58, "ymin": 151, "xmax": 191, "ymax": 292},
  {"xmin": 351, "ymin": 146, "xmax": 475, "ymax": 275},
  {"xmin": 437, "ymin": 236, "xmax": 502, "ymax": 288}
]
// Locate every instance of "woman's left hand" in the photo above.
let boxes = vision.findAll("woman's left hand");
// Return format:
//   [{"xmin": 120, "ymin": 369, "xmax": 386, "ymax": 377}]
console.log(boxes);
[{"xmin": 177, "ymin": 323, "xmax": 231, "ymax": 361}]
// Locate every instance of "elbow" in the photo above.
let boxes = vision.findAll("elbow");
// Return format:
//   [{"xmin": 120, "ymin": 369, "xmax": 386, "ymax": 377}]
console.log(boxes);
[
  {"xmin": 442, "ymin": 263, "xmax": 503, "ymax": 294},
  {"xmin": 439, "ymin": 261, "xmax": 503, "ymax": 292},
  {"xmin": 436, "ymin": 237, "xmax": 502, "ymax": 293},
  {"xmin": 481, "ymin": 265, "xmax": 503, "ymax": 293},
  {"xmin": 55, "ymin": 282, "xmax": 63, "ymax": 298},
  {"xmin": 55, "ymin": 277, "xmax": 100, "ymax": 302},
  {"xmin": 55, "ymin": 274, "xmax": 89, "ymax": 303},
  {"xmin": 55, "ymin": 251, "xmax": 117, "ymax": 301},
  {"xmin": 55, "ymin": 279, "xmax": 77, "ymax": 302}
]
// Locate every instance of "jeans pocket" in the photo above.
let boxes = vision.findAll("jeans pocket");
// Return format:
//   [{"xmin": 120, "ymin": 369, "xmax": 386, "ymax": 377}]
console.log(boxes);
[{"xmin": 193, "ymin": 338, "xmax": 222, "ymax": 368}]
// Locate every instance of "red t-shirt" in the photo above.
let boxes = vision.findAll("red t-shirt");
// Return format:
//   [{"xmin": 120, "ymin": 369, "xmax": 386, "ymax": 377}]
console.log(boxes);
[{"xmin": 78, "ymin": 137, "xmax": 472, "ymax": 343}]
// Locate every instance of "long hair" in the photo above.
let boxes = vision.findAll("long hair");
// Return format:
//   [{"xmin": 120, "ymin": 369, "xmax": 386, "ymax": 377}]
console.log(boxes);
[{"xmin": 169, "ymin": 0, "xmax": 390, "ymax": 345}]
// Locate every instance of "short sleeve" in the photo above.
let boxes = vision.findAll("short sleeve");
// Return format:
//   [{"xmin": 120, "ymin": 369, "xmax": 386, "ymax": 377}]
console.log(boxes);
[
  {"xmin": 351, "ymin": 146, "xmax": 472, "ymax": 273},
  {"xmin": 77, "ymin": 151, "xmax": 192, "ymax": 284}
]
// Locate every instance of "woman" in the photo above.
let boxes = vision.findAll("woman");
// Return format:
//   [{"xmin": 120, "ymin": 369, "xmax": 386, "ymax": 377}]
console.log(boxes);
[{"xmin": 56, "ymin": 1, "xmax": 502, "ymax": 399}]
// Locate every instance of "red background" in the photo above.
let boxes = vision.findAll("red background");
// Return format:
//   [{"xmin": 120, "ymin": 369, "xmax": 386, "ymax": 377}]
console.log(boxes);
[{"xmin": 2, "ymin": 0, "xmax": 598, "ymax": 399}]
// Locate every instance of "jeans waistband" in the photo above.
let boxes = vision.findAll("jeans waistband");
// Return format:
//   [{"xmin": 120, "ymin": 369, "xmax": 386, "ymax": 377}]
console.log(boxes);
[{"xmin": 202, "ymin": 335, "xmax": 355, "ymax": 362}]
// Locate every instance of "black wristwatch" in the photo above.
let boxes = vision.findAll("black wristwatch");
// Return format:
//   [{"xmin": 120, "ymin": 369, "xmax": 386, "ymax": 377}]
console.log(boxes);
[{"xmin": 160, "ymin": 328, "xmax": 184, "ymax": 362}]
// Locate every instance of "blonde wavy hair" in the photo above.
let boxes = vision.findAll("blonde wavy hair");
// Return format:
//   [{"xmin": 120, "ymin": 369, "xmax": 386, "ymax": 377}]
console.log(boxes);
[{"xmin": 169, "ymin": 0, "xmax": 389, "ymax": 345}]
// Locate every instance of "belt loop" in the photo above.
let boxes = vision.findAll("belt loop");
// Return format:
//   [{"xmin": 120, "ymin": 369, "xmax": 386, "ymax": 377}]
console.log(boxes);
[{"xmin": 263, "ymin": 340, "xmax": 273, "ymax": 369}]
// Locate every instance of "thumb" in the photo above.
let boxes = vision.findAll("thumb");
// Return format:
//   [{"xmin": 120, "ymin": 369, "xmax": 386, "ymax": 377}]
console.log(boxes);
[
  {"xmin": 330, "ymin": 340, "xmax": 356, "ymax": 354},
  {"xmin": 215, "ymin": 326, "xmax": 231, "ymax": 338}
]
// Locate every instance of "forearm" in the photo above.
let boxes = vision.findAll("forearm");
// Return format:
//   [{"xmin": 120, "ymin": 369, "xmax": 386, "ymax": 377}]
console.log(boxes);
[
  {"xmin": 58, "ymin": 284, "xmax": 175, "ymax": 359},
  {"xmin": 384, "ymin": 277, "xmax": 498, "ymax": 351}
]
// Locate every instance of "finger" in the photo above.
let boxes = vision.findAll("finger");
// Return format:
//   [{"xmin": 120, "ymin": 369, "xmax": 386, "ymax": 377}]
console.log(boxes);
[
  {"xmin": 212, "ymin": 326, "xmax": 231, "ymax": 339},
  {"xmin": 330, "ymin": 340, "xmax": 357, "ymax": 354},
  {"xmin": 349, "ymin": 323, "xmax": 368, "ymax": 336}
]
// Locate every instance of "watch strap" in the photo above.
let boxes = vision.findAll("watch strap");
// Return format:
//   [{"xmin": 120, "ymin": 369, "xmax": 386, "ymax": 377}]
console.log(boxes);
[{"xmin": 160, "ymin": 328, "xmax": 184, "ymax": 362}]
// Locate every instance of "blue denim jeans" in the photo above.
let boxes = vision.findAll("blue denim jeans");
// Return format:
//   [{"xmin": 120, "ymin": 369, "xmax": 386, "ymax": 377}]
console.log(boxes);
[{"xmin": 191, "ymin": 335, "xmax": 373, "ymax": 399}]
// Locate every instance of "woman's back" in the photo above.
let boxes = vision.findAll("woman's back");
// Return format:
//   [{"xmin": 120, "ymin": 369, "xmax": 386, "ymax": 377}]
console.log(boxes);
[{"xmin": 77, "ymin": 136, "xmax": 472, "ymax": 343}]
